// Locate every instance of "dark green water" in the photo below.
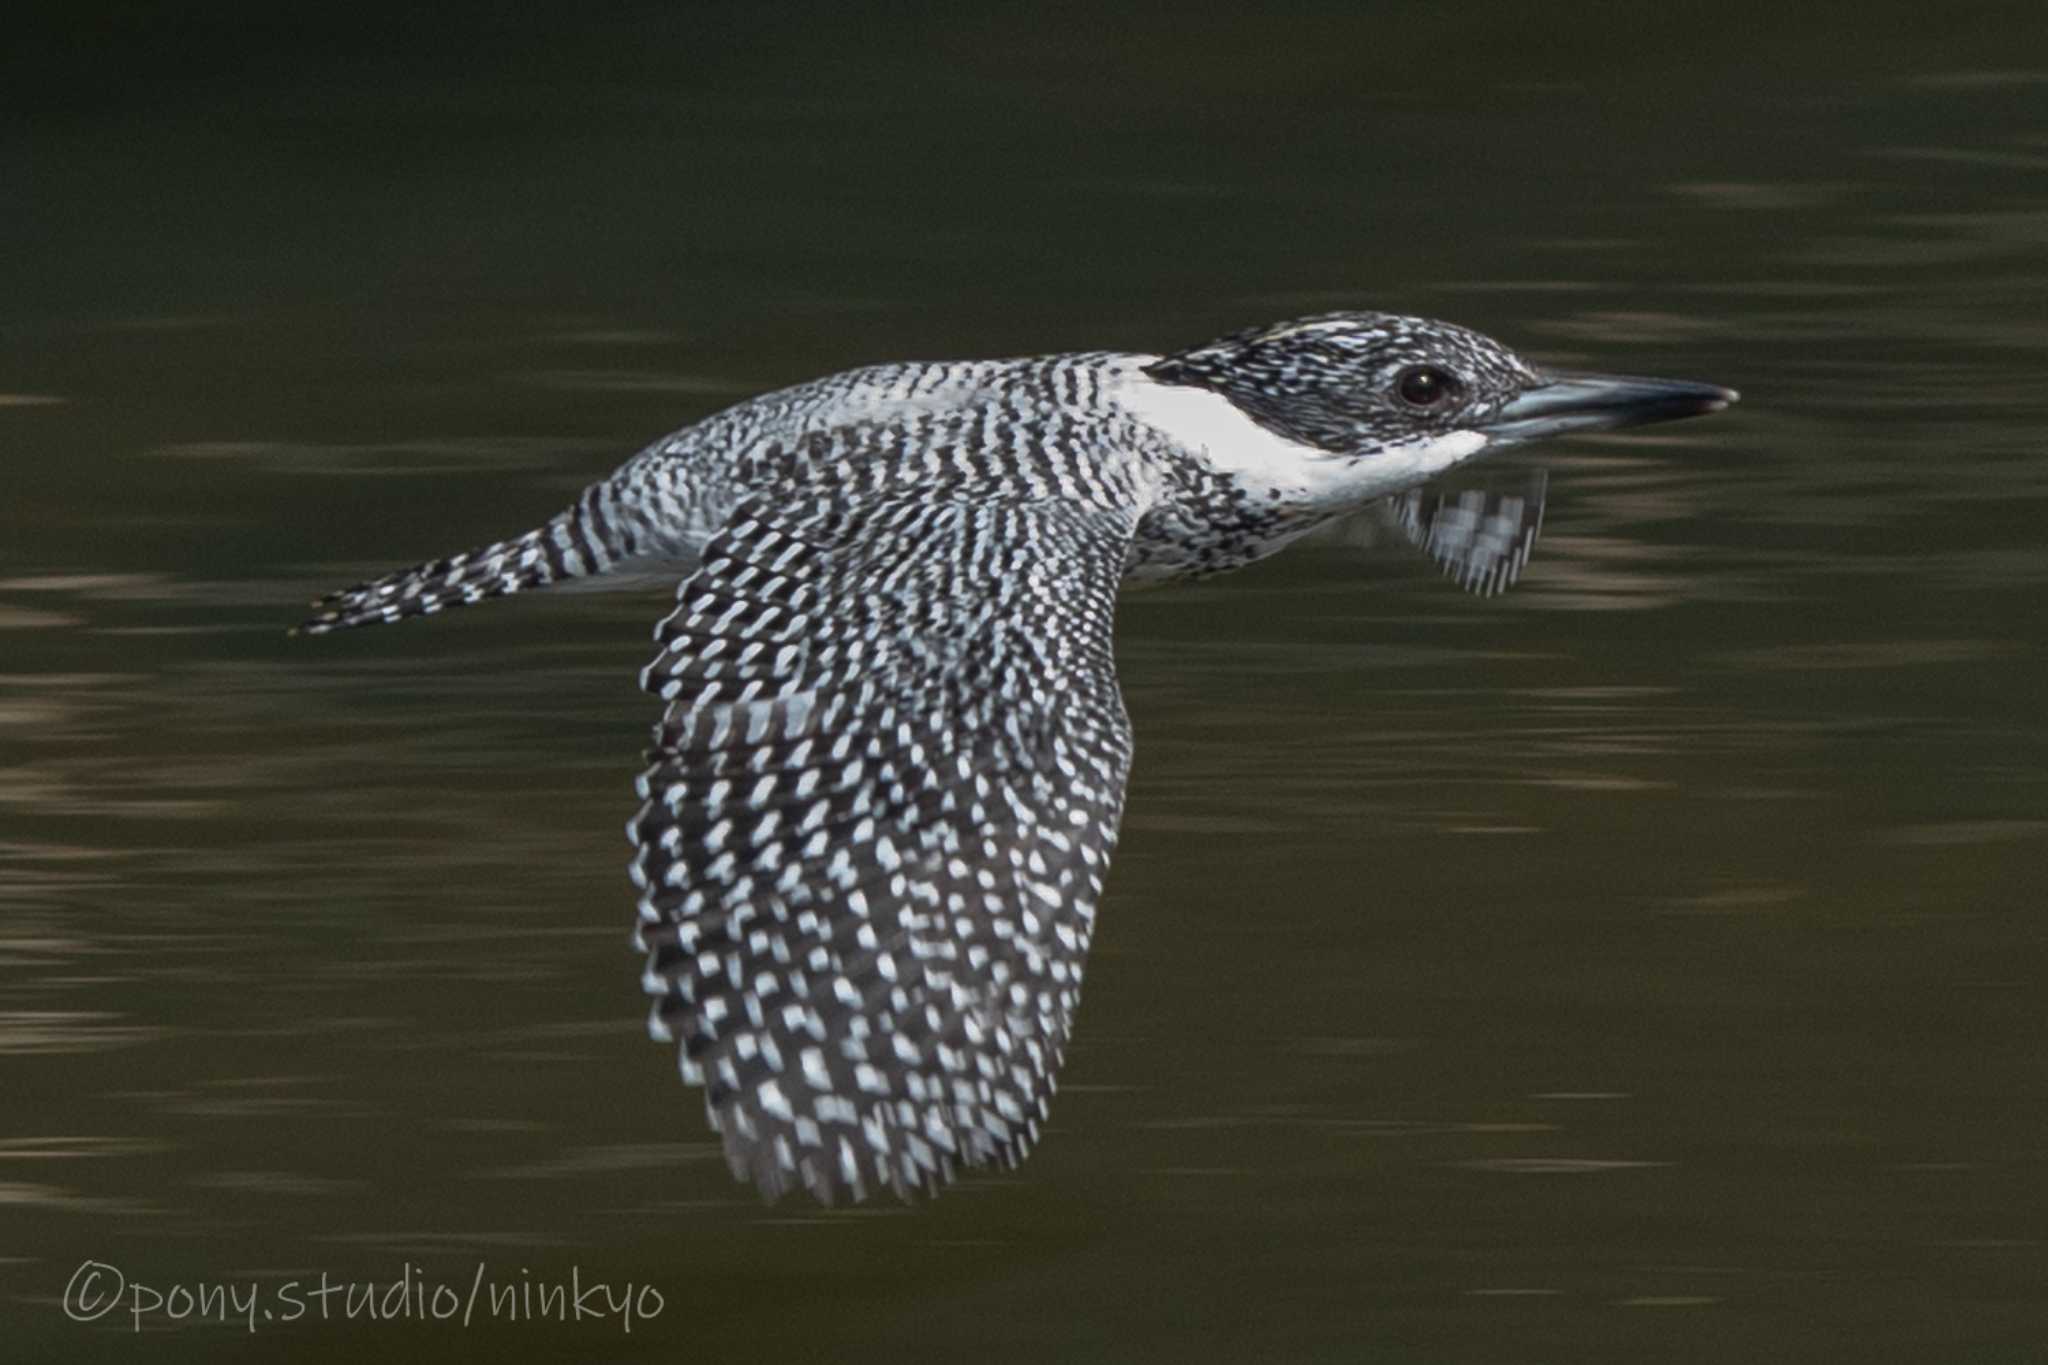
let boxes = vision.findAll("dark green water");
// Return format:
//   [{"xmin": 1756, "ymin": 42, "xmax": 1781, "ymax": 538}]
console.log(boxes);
[{"xmin": 6, "ymin": 5, "xmax": 2048, "ymax": 1360}]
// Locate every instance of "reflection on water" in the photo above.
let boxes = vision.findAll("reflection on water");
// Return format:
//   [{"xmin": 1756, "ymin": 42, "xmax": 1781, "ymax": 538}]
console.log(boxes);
[{"xmin": 5, "ymin": 8, "xmax": 2048, "ymax": 1360}]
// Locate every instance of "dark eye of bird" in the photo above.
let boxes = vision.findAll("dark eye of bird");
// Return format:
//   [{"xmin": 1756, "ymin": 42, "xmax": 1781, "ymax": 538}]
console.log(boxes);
[{"xmin": 1396, "ymin": 366, "xmax": 1457, "ymax": 408}]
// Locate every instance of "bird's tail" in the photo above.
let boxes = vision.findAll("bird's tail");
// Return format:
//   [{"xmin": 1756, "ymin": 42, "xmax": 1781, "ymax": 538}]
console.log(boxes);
[{"xmin": 296, "ymin": 480, "xmax": 664, "ymax": 635}]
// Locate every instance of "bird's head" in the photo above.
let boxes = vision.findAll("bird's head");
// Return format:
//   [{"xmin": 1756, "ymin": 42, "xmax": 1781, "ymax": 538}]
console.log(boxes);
[{"xmin": 1141, "ymin": 311, "xmax": 1736, "ymax": 494}]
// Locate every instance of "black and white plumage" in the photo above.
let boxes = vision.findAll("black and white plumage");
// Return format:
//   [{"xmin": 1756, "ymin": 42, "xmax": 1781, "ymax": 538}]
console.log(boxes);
[
  {"xmin": 300, "ymin": 311, "xmax": 1735, "ymax": 1202},
  {"xmin": 1389, "ymin": 468, "xmax": 1548, "ymax": 597}
]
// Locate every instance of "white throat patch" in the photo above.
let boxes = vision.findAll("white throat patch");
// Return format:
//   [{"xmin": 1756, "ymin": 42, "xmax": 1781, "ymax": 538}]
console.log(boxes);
[{"xmin": 1111, "ymin": 360, "xmax": 1490, "ymax": 507}]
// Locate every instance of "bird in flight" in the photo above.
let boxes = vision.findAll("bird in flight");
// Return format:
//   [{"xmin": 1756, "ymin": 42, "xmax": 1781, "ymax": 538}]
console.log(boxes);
[{"xmin": 299, "ymin": 312, "xmax": 1736, "ymax": 1202}]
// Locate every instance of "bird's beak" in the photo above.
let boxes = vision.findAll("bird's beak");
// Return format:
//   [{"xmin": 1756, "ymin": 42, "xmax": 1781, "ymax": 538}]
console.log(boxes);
[{"xmin": 1482, "ymin": 372, "xmax": 1739, "ymax": 448}]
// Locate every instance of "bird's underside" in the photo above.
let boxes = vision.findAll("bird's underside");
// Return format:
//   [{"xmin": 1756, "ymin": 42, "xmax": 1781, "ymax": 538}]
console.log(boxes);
[{"xmin": 298, "ymin": 312, "xmax": 1734, "ymax": 1202}]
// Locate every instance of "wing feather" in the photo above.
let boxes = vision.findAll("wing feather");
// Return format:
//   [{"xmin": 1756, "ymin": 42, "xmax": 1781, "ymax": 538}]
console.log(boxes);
[
  {"xmin": 1387, "ymin": 468, "xmax": 1548, "ymax": 597},
  {"xmin": 628, "ymin": 491, "xmax": 1136, "ymax": 1202}
]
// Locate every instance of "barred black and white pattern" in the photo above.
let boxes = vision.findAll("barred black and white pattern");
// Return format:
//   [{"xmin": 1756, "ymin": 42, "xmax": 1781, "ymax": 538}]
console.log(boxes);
[
  {"xmin": 1389, "ymin": 469, "xmax": 1548, "ymax": 598},
  {"xmin": 297, "ymin": 311, "xmax": 1733, "ymax": 1202},
  {"xmin": 628, "ymin": 493, "xmax": 1133, "ymax": 1200},
  {"xmin": 297, "ymin": 466, "xmax": 709, "ymax": 633},
  {"xmin": 298, "ymin": 511, "xmax": 606, "ymax": 634}
]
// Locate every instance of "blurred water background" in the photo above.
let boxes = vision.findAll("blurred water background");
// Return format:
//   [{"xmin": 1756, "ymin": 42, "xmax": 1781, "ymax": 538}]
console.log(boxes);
[{"xmin": 4, "ymin": 3, "xmax": 2048, "ymax": 1360}]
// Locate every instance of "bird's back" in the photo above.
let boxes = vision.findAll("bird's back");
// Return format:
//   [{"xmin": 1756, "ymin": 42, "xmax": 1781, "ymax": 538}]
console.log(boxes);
[{"xmin": 296, "ymin": 351, "xmax": 1151, "ymax": 633}]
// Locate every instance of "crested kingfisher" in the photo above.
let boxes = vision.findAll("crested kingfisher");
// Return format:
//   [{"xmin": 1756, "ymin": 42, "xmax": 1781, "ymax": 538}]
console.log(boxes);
[{"xmin": 299, "ymin": 311, "xmax": 1737, "ymax": 1202}]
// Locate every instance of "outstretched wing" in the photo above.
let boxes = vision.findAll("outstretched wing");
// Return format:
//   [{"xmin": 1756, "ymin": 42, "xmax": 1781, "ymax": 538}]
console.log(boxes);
[
  {"xmin": 1387, "ymin": 468, "xmax": 1548, "ymax": 597},
  {"xmin": 629, "ymin": 490, "xmax": 1137, "ymax": 1202}
]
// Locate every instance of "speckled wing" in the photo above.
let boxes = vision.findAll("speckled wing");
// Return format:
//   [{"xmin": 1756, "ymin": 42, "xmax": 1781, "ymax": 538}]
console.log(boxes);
[
  {"xmin": 629, "ymin": 490, "xmax": 1137, "ymax": 1203},
  {"xmin": 1388, "ymin": 468, "xmax": 1548, "ymax": 597}
]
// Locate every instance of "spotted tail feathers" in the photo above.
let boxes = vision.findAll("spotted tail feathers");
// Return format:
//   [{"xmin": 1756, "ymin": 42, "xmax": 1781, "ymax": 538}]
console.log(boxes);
[{"xmin": 296, "ymin": 480, "xmax": 670, "ymax": 635}]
